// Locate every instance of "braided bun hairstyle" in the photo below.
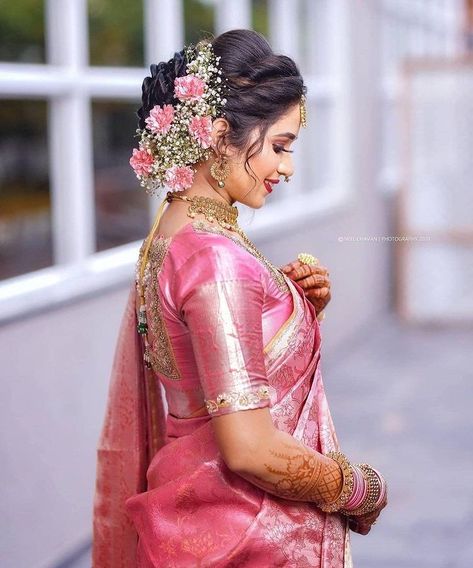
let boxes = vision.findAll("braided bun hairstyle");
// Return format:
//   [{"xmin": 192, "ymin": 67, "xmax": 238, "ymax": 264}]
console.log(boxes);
[{"xmin": 137, "ymin": 49, "xmax": 187, "ymax": 130}]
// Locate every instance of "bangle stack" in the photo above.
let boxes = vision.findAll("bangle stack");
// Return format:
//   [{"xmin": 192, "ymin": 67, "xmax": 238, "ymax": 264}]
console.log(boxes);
[
  {"xmin": 320, "ymin": 451, "xmax": 387, "ymax": 517},
  {"xmin": 318, "ymin": 451, "xmax": 354, "ymax": 513}
]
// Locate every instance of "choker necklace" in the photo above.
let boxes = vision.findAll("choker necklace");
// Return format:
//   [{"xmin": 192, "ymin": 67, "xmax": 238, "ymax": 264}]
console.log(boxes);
[{"xmin": 165, "ymin": 191, "xmax": 239, "ymax": 230}]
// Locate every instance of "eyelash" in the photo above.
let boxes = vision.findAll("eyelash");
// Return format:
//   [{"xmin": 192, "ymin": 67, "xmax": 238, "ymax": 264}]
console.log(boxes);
[{"xmin": 273, "ymin": 144, "xmax": 294, "ymax": 154}]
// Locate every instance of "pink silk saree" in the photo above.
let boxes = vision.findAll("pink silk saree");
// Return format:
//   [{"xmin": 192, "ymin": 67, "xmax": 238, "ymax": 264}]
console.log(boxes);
[{"xmin": 92, "ymin": 220, "xmax": 353, "ymax": 567}]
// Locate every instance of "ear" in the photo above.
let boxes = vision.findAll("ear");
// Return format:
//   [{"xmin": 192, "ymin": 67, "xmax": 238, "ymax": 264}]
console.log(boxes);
[{"xmin": 211, "ymin": 117, "xmax": 230, "ymax": 155}]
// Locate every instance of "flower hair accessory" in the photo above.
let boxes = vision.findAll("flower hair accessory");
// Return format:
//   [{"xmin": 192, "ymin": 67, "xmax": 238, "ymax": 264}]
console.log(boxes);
[{"xmin": 130, "ymin": 42, "xmax": 228, "ymax": 194}]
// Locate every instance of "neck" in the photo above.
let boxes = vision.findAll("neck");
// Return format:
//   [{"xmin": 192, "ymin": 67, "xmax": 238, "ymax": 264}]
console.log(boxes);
[{"xmin": 180, "ymin": 167, "xmax": 235, "ymax": 205}]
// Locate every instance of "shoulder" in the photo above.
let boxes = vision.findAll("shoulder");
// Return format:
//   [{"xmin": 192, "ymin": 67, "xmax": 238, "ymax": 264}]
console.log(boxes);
[
  {"xmin": 171, "ymin": 220, "xmax": 265, "ymax": 282},
  {"xmin": 160, "ymin": 221, "xmax": 266, "ymax": 307}
]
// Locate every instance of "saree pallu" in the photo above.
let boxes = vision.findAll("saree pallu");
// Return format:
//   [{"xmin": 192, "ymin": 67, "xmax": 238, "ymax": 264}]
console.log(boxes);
[{"xmin": 119, "ymin": 276, "xmax": 353, "ymax": 567}]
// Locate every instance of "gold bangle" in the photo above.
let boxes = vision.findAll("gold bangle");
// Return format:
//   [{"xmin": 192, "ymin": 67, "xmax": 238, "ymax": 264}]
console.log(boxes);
[
  {"xmin": 341, "ymin": 463, "xmax": 382, "ymax": 516},
  {"xmin": 319, "ymin": 451, "xmax": 354, "ymax": 513}
]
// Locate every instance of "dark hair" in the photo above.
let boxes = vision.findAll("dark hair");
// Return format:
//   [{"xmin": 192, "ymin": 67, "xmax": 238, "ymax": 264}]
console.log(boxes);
[
  {"xmin": 137, "ymin": 29, "xmax": 306, "ymax": 183},
  {"xmin": 212, "ymin": 30, "xmax": 306, "ymax": 181}
]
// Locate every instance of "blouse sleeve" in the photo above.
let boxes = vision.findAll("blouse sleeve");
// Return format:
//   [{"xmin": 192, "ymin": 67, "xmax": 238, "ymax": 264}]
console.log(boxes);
[{"xmin": 174, "ymin": 244, "xmax": 271, "ymax": 417}]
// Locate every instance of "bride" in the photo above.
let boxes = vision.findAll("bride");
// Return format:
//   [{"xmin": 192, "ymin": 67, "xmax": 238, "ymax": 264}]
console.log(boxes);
[{"xmin": 92, "ymin": 28, "xmax": 388, "ymax": 567}]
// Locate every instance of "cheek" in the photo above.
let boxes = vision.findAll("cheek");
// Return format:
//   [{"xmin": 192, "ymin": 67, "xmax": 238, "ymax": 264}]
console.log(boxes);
[{"xmin": 248, "ymin": 148, "xmax": 276, "ymax": 179}]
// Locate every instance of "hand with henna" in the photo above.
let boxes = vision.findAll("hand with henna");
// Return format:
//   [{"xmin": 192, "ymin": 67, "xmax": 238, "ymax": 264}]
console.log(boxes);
[{"xmin": 280, "ymin": 260, "xmax": 331, "ymax": 316}]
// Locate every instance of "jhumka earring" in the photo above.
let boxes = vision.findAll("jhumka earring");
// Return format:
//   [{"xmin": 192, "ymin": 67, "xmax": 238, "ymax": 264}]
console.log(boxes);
[{"xmin": 210, "ymin": 154, "xmax": 230, "ymax": 188}]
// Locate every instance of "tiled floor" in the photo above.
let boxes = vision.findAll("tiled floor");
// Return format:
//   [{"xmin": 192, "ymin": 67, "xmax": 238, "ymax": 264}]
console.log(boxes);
[
  {"xmin": 63, "ymin": 312, "xmax": 473, "ymax": 568},
  {"xmin": 322, "ymin": 312, "xmax": 473, "ymax": 568}
]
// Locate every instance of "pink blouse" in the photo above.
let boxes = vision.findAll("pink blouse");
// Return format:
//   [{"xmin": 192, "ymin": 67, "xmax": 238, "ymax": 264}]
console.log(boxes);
[{"xmin": 140, "ymin": 219, "xmax": 294, "ymax": 426}]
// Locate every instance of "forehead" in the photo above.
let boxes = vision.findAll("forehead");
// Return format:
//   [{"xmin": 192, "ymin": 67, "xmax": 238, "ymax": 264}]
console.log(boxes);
[{"xmin": 268, "ymin": 104, "xmax": 301, "ymax": 136}]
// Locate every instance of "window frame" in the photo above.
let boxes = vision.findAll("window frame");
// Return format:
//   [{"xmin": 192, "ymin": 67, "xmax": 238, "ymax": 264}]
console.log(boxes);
[
  {"xmin": 377, "ymin": 0, "xmax": 465, "ymax": 194},
  {"xmin": 0, "ymin": 0, "xmax": 353, "ymax": 323}
]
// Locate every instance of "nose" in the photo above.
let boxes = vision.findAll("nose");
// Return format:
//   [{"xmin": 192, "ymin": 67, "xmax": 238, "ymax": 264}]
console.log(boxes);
[{"xmin": 277, "ymin": 152, "xmax": 295, "ymax": 180}]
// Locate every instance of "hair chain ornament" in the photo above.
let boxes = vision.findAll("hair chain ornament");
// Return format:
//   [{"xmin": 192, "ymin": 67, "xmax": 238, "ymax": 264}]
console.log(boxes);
[
  {"xmin": 300, "ymin": 94, "xmax": 307, "ymax": 128},
  {"xmin": 130, "ymin": 41, "xmax": 228, "ymax": 195}
]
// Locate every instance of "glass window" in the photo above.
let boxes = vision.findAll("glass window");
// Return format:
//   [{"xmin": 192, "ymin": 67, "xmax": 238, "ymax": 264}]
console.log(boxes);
[
  {"xmin": 184, "ymin": 0, "xmax": 215, "ymax": 45},
  {"xmin": 302, "ymin": 99, "xmax": 333, "ymax": 192},
  {"xmin": 92, "ymin": 101, "xmax": 150, "ymax": 252},
  {"xmin": 301, "ymin": 0, "xmax": 332, "ymax": 77},
  {"xmin": 0, "ymin": 0, "xmax": 45, "ymax": 63},
  {"xmin": 0, "ymin": 100, "xmax": 52, "ymax": 280},
  {"xmin": 252, "ymin": 0, "xmax": 269, "ymax": 37},
  {"xmin": 88, "ymin": 0, "xmax": 144, "ymax": 67}
]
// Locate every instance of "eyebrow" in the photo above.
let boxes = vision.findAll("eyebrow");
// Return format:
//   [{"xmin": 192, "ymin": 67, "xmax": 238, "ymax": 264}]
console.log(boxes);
[{"xmin": 273, "ymin": 132, "xmax": 298, "ymax": 141}]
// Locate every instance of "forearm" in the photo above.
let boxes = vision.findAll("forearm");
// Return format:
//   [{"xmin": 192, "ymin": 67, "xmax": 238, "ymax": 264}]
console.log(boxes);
[
  {"xmin": 212, "ymin": 409, "xmax": 386, "ymax": 515},
  {"xmin": 232, "ymin": 428, "xmax": 343, "ymax": 506}
]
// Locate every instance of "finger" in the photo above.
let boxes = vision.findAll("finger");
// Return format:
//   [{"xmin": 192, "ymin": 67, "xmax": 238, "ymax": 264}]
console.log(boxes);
[
  {"xmin": 305, "ymin": 287, "xmax": 331, "ymax": 300},
  {"xmin": 285, "ymin": 263, "xmax": 328, "ymax": 280},
  {"xmin": 297, "ymin": 274, "xmax": 331, "ymax": 290},
  {"xmin": 280, "ymin": 260, "xmax": 306, "ymax": 273},
  {"xmin": 348, "ymin": 519, "xmax": 359, "ymax": 533},
  {"xmin": 349, "ymin": 520, "xmax": 371, "ymax": 536},
  {"xmin": 356, "ymin": 509, "xmax": 381, "ymax": 523},
  {"xmin": 286, "ymin": 263, "xmax": 314, "ymax": 280}
]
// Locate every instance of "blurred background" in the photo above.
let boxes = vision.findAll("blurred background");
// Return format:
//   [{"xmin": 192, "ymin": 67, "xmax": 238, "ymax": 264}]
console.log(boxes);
[{"xmin": 1, "ymin": 1, "xmax": 472, "ymax": 567}]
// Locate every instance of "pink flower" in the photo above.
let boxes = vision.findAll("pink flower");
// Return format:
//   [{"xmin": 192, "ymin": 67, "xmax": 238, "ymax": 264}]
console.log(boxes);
[
  {"xmin": 174, "ymin": 75, "xmax": 205, "ymax": 101},
  {"xmin": 145, "ymin": 104, "xmax": 174, "ymax": 135},
  {"xmin": 129, "ymin": 148, "xmax": 154, "ymax": 176},
  {"xmin": 189, "ymin": 115, "xmax": 213, "ymax": 148},
  {"xmin": 165, "ymin": 165, "xmax": 194, "ymax": 192}
]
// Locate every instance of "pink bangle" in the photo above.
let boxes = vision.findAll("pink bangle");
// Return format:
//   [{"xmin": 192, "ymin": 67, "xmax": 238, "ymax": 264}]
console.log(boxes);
[{"xmin": 344, "ymin": 465, "xmax": 367, "ymax": 511}]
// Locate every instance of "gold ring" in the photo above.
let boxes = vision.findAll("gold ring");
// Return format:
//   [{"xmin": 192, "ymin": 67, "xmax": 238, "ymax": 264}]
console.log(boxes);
[{"xmin": 297, "ymin": 252, "xmax": 319, "ymax": 266}]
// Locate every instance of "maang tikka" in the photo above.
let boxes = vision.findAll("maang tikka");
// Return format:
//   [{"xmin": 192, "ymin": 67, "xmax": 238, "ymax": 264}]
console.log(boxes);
[{"xmin": 210, "ymin": 153, "xmax": 230, "ymax": 188}]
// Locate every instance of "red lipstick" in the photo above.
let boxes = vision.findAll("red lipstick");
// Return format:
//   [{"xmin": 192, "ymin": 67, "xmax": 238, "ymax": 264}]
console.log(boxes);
[{"xmin": 264, "ymin": 178, "xmax": 280, "ymax": 193}]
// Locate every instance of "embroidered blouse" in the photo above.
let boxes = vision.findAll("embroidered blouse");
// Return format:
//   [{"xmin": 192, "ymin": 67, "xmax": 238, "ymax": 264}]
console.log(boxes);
[{"xmin": 139, "ymin": 220, "xmax": 293, "ymax": 421}]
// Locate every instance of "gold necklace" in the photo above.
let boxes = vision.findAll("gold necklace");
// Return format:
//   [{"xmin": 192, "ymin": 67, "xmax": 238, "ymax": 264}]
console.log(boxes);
[{"xmin": 165, "ymin": 191, "xmax": 239, "ymax": 230}]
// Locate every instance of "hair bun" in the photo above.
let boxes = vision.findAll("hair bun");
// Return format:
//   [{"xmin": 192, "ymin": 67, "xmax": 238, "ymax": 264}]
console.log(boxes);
[{"xmin": 136, "ymin": 49, "xmax": 188, "ymax": 129}]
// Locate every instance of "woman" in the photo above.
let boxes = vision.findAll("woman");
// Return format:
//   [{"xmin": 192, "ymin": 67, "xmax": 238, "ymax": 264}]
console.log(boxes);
[{"xmin": 92, "ymin": 29, "xmax": 388, "ymax": 567}]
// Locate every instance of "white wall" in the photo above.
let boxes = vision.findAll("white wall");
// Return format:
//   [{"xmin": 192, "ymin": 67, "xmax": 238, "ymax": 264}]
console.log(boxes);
[{"xmin": 0, "ymin": 285, "xmax": 130, "ymax": 568}]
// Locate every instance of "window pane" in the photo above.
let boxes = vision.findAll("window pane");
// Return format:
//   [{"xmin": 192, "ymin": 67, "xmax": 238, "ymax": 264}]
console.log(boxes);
[
  {"xmin": 184, "ymin": 0, "xmax": 215, "ymax": 45},
  {"xmin": 302, "ymin": 100, "xmax": 333, "ymax": 191},
  {"xmin": 88, "ymin": 0, "xmax": 144, "ymax": 67},
  {"xmin": 0, "ymin": 0, "xmax": 45, "ymax": 63},
  {"xmin": 92, "ymin": 101, "xmax": 149, "ymax": 252},
  {"xmin": 0, "ymin": 100, "xmax": 52, "ymax": 280},
  {"xmin": 301, "ymin": 0, "xmax": 332, "ymax": 76},
  {"xmin": 252, "ymin": 0, "xmax": 269, "ymax": 37}
]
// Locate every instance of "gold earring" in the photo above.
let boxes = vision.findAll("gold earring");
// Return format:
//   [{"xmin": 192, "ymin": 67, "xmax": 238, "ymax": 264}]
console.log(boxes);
[
  {"xmin": 284, "ymin": 175, "xmax": 291, "ymax": 183},
  {"xmin": 210, "ymin": 155, "xmax": 230, "ymax": 188}
]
